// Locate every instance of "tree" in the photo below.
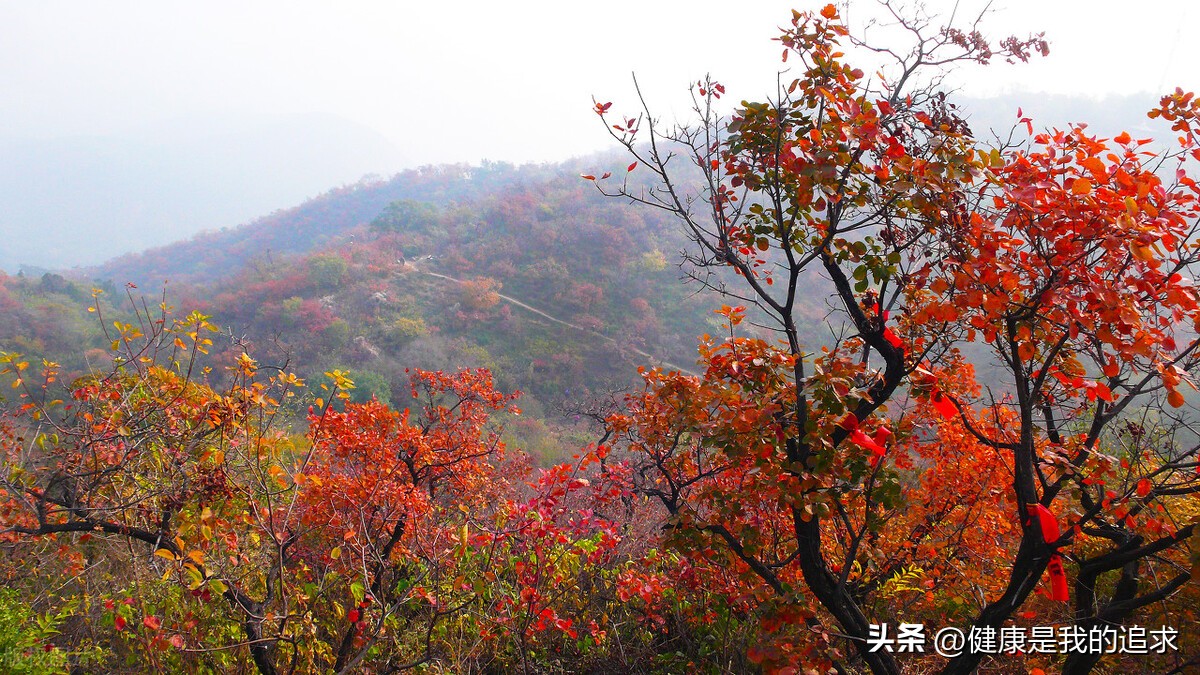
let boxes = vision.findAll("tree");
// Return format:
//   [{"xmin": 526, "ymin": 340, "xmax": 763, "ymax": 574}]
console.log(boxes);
[
  {"xmin": 0, "ymin": 291, "xmax": 529, "ymax": 674},
  {"xmin": 593, "ymin": 4, "xmax": 1199, "ymax": 673},
  {"xmin": 369, "ymin": 199, "xmax": 441, "ymax": 234},
  {"xmin": 307, "ymin": 253, "xmax": 349, "ymax": 291}
]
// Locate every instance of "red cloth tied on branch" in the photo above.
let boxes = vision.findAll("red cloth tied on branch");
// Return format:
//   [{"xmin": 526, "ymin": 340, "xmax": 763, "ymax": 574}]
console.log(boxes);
[
  {"xmin": 882, "ymin": 327, "xmax": 903, "ymax": 349},
  {"xmin": 866, "ymin": 305, "xmax": 903, "ymax": 351},
  {"xmin": 930, "ymin": 390, "xmax": 957, "ymax": 418},
  {"xmin": 838, "ymin": 413, "xmax": 889, "ymax": 457},
  {"xmin": 1026, "ymin": 504, "xmax": 1069, "ymax": 602},
  {"xmin": 878, "ymin": 310, "xmax": 903, "ymax": 349}
]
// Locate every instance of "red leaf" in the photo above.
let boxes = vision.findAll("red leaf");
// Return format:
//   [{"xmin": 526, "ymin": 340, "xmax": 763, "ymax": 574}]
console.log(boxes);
[
  {"xmin": 143, "ymin": 615, "xmax": 161, "ymax": 631},
  {"xmin": 627, "ymin": 161, "xmax": 638, "ymax": 172},
  {"xmin": 1136, "ymin": 478, "xmax": 1152, "ymax": 497}
]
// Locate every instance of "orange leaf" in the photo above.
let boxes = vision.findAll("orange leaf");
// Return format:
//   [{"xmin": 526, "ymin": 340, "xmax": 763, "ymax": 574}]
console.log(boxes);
[
  {"xmin": 820, "ymin": 4, "xmax": 837, "ymax": 19},
  {"xmin": 1168, "ymin": 389, "xmax": 1186, "ymax": 408}
]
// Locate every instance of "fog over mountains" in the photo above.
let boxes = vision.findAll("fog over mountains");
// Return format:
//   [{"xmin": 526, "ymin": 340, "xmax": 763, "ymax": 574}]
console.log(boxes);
[
  {"xmin": 0, "ymin": 91, "xmax": 1170, "ymax": 274},
  {"xmin": 0, "ymin": 112, "xmax": 407, "ymax": 273}
]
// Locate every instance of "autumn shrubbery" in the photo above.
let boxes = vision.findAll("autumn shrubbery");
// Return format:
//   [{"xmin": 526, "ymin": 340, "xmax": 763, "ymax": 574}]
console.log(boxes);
[{"xmin": 0, "ymin": 296, "xmax": 763, "ymax": 673}]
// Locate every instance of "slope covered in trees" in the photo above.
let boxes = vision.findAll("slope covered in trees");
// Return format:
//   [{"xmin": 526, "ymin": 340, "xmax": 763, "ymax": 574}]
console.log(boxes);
[{"xmin": 7, "ymin": 156, "xmax": 827, "ymax": 464}]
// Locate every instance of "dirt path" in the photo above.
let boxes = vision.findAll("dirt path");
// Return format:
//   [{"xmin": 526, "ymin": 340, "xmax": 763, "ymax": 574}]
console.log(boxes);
[{"xmin": 419, "ymin": 269, "xmax": 699, "ymax": 377}]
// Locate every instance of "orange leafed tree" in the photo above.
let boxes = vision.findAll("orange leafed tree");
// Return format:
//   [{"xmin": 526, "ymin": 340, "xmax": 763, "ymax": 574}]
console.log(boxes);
[{"xmin": 594, "ymin": 3, "xmax": 1199, "ymax": 673}]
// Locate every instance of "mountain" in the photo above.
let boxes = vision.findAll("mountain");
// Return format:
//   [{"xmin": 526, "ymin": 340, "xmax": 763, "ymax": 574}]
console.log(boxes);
[
  {"xmin": 1, "ymin": 92, "xmax": 1162, "ymax": 275},
  {"xmin": 3, "ymin": 92, "xmax": 1173, "ymax": 461},
  {"xmin": 5, "ymin": 157, "xmax": 794, "ymax": 462}
]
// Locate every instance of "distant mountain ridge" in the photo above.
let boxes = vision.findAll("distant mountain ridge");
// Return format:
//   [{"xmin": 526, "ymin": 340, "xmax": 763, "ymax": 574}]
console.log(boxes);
[{"xmin": 91, "ymin": 160, "xmax": 571, "ymax": 288}]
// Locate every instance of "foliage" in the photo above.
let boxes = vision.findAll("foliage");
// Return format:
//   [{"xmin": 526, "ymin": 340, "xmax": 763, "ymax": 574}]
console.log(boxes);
[
  {"xmin": 591, "ymin": 3, "xmax": 1199, "ymax": 673},
  {"xmin": 0, "ymin": 589, "xmax": 88, "ymax": 674},
  {"xmin": 3, "ymin": 4, "xmax": 1200, "ymax": 674},
  {"xmin": 0, "ymin": 293, "xmax": 730, "ymax": 673}
]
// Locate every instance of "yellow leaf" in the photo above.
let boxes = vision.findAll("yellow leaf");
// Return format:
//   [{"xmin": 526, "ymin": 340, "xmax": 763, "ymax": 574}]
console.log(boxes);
[
  {"xmin": 155, "ymin": 548, "xmax": 177, "ymax": 562},
  {"xmin": 1130, "ymin": 242, "xmax": 1154, "ymax": 262},
  {"xmin": 330, "ymin": 547, "xmax": 341, "ymax": 560}
]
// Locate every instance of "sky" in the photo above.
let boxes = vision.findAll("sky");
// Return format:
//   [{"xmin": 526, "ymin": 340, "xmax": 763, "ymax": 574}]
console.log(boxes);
[{"xmin": 0, "ymin": 0, "xmax": 1197, "ymax": 269}]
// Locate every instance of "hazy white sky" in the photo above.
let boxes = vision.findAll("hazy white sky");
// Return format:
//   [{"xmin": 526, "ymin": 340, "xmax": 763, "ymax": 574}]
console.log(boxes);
[
  {"xmin": 2, "ymin": 0, "xmax": 1196, "ymax": 167},
  {"xmin": 0, "ymin": 0, "xmax": 1196, "ymax": 271}
]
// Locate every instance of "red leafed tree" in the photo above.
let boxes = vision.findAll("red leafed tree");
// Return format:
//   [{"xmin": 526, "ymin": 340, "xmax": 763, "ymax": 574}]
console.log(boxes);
[
  {"xmin": 298, "ymin": 368, "xmax": 518, "ymax": 671},
  {"xmin": 0, "ymin": 293, "xmax": 532, "ymax": 673},
  {"xmin": 594, "ymin": 3, "xmax": 1199, "ymax": 673}
]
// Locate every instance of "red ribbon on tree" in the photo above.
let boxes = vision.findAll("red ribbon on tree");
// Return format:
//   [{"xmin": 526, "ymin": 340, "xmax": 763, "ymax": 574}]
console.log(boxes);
[
  {"xmin": 878, "ymin": 310, "xmax": 903, "ymax": 350},
  {"xmin": 1026, "ymin": 504, "xmax": 1069, "ymax": 602},
  {"xmin": 930, "ymin": 390, "xmax": 957, "ymax": 419},
  {"xmin": 865, "ymin": 302, "xmax": 904, "ymax": 352},
  {"xmin": 839, "ymin": 413, "xmax": 889, "ymax": 458}
]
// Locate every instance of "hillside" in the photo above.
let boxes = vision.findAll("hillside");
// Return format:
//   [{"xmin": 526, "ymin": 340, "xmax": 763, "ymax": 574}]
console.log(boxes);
[
  {"xmin": 93, "ymin": 160, "xmax": 592, "ymax": 287},
  {"xmin": 5, "ymin": 158, "xmax": 830, "ymax": 461}
]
